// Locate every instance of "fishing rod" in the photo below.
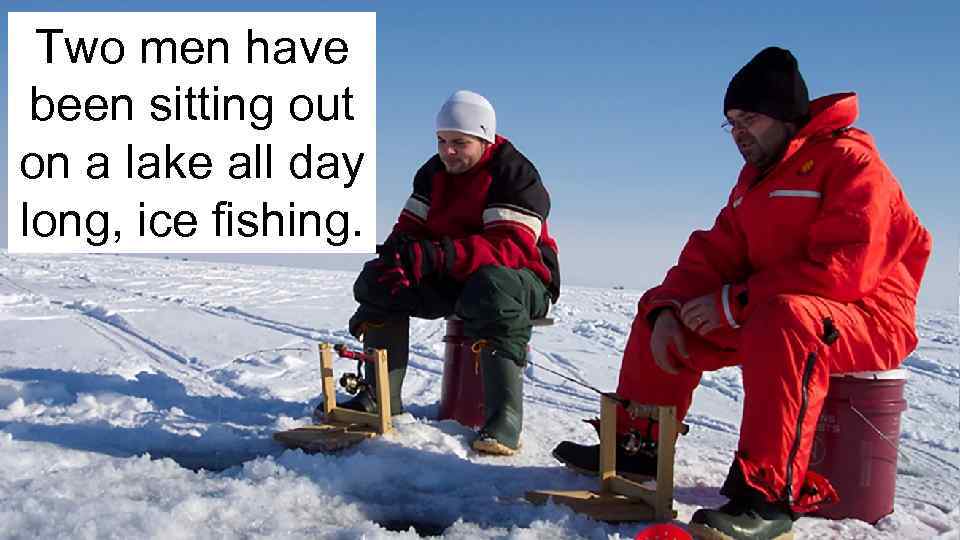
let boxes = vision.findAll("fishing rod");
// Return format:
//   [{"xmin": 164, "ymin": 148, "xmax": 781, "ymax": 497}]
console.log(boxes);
[
  {"xmin": 526, "ymin": 357, "xmax": 690, "ymax": 436},
  {"xmin": 525, "ymin": 358, "xmax": 629, "ymax": 408},
  {"xmin": 237, "ymin": 341, "xmax": 687, "ymax": 433}
]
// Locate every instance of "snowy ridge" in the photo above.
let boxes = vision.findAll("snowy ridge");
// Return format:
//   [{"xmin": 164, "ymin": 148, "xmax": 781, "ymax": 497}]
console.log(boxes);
[{"xmin": 0, "ymin": 253, "xmax": 957, "ymax": 539}]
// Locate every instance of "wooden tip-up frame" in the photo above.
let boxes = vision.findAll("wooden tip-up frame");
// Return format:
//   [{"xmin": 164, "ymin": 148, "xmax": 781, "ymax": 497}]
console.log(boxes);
[
  {"xmin": 526, "ymin": 394, "xmax": 679, "ymax": 522},
  {"xmin": 319, "ymin": 342, "xmax": 392, "ymax": 435},
  {"xmin": 273, "ymin": 343, "xmax": 392, "ymax": 453}
]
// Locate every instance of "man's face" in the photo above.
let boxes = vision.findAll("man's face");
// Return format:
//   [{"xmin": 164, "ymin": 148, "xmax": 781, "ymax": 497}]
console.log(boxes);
[
  {"xmin": 726, "ymin": 109, "xmax": 794, "ymax": 171},
  {"xmin": 437, "ymin": 131, "xmax": 489, "ymax": 174}
]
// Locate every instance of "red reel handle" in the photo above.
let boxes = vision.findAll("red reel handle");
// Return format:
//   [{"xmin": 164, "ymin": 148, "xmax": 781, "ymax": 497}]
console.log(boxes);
[{"xmin": 334, "ymin": 344, "xmax": 375, "ymax": 363}]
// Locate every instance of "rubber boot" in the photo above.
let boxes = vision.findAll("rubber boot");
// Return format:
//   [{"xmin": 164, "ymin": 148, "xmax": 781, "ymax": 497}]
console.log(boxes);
[
  {"xmin": 553, "ymin": 416, "xmax": 659, "ymax": 478},
  {"xmin": 688, "ymin": 461, "xmax": 795, "ymax": 539},
  {"xmin": 688, "ymin": 499, "xmax": 794, "ymax": 540},
  {"xmin": 472, "ymin": 346, "xmax": 523, "ymax": 455},
  {"xmin": 339, "ymin": 318, "xmax": 409, "ymax": 415},
  {"xmin": 551, "ymin": 439, "xmax": 658, "ymax": 479}
]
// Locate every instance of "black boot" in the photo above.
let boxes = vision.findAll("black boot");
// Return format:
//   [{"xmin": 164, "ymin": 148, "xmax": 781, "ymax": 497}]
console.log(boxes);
[
  {"xmin": 551, "ymin": 437, "xmax": 658, "ymax": 479},
  {"xmin": 472, "ymin": 347, "xmax": 523, "ymax": 455},
  {"xmin": 688, "ymin": 499, "xmax": 794, "ymax": 540},
  {"xmin": 336, "ymin": 319, "xmax": 409, "ymax": 416}
]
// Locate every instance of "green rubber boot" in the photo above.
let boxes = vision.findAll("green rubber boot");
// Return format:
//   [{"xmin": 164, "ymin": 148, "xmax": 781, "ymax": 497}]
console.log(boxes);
[
  {"xmin": 472, "ymin": 347, "xmax": 524, "ymax": 455},
  {"xmin": 339, "ymin": 318, "xmax": 409, "ymax": 415}
]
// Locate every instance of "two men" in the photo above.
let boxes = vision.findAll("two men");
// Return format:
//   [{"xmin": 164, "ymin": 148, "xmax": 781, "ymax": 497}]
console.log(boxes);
[
  {"xmin": 342, "ymin": 90, "xmax": 560, "ymax": 456},
  {"xmin": 553, "ymin": 47, "xmax": 931, "ymax": 539}
]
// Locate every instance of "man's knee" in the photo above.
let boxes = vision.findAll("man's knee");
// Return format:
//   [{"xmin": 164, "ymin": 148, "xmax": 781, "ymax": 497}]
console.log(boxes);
[
  {"xmin": 742, "ymin": 294, "xmax": 817, "ymax": 336},
  {"xmin": 465, "ymin": 265, "xmax": 517, "ymax": 292},
  {"xmin": 456, "ymin": 266, "xmax": 520, "ymax": 320},
  {"xmin": 740, "ymin": 294, "xmax": 825, "ymax": 373}
]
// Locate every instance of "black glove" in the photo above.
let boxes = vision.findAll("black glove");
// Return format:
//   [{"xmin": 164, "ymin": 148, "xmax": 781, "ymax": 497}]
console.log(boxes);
[{"xmin": 400, "ymin": 239, "xmax": 448, "ymax": 284}]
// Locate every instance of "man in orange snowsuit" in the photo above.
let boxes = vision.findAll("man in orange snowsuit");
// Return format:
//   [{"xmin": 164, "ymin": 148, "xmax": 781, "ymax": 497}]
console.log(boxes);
[{"xmin": 553, "ymin": 47, "xmax": 931, "ymax": 539}]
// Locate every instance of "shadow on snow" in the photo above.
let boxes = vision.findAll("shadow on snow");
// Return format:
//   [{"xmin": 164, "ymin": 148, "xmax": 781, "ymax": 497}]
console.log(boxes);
[{"xmin": 0, "ymin": 367, "xmax": 308, "ymax": 471}]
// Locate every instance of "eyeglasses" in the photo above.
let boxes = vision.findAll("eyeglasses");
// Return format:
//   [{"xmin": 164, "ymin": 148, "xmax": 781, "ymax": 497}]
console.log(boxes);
[{"xmin": 721, "ymin": 113, "xmax": 761, "ymax": 133}]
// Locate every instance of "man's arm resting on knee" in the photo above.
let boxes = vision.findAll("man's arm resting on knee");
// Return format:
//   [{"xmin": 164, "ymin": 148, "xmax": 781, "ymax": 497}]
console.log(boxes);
[{"xmin": 639, "ymin": 200, "xmax": 750, "ymax": 328}]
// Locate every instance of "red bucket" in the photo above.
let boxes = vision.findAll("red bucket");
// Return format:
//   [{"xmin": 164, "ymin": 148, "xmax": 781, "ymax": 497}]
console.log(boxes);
[
  {"xmin": 809, "ymin": 370, "xmax": 908, "ymax": 523},
  {"xmin": 438, "ymin": 318, "xmax": 485, "ymax": 428}
]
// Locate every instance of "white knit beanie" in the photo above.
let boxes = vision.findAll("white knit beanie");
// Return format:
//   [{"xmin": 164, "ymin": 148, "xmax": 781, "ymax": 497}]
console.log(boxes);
[{"xmin": 435, "ymin": 90, "xmax": 496, "ymax": 143}]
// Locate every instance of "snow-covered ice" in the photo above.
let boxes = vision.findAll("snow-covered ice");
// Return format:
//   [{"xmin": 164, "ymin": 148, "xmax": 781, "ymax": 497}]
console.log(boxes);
[{"xmin": 0, "ymin": 252, "xmax": 956, "ymax": 539}]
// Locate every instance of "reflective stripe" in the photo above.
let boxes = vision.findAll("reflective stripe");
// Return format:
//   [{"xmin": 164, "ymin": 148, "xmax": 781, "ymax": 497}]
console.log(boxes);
[
  {"xmin": 721, "ymin": 284, "xmax": 740, "ymax": 329},
  {"xmin": 769, "ymin": 189, "xmax": 822, "ymax": 199},
  {"xmin": 732, "ymin": 196, "xmax": 744, "ymax": 208},
  {"xmin": 483, "ymin": 206, "xmax": 542, "ymax": 239},
  {"xmin": 402, "ymin": 196, "xmax": 429, "ymax": 221}
]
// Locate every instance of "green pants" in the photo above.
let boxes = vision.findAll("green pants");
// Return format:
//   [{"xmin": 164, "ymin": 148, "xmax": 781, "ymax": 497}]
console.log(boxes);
[{"xmin": 352, "ymin": 262, "xmax": 551, "ymax": 365}]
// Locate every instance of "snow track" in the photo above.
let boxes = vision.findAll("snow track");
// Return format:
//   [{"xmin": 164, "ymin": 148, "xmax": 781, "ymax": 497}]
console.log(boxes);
[{"xmin": 0, "ymin": 253, "xmax": 956, "ymax": 539}]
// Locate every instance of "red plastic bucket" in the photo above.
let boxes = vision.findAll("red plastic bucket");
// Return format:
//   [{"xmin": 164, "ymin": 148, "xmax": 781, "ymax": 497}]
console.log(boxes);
[
  {"xmin": 809, "ymin": 370, "xmax": 908, "ymax": 523},
  {"xmin": 438, "ymin": 318, "xmax": 485, "ymax": 428}
]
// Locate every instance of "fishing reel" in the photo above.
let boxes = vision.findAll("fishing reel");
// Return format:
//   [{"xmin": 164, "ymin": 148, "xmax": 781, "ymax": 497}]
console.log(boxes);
[
  {"xmin": 338, "ymin": 360, "xmax": 369, "ymax": 395},
  {"xmin": 622, "ymin": 428, "xmax": 658, "ymax": 457}
]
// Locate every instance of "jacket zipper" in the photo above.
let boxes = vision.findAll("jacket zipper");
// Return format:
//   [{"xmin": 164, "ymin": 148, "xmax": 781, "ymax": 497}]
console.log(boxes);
[{"xmin": 785, "ymin": 351, "xmax": 818, "ymax": 506}]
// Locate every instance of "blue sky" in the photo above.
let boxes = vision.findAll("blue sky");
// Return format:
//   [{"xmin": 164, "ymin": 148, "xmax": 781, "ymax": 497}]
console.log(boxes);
[{"xmin": 3, "ymin": 1, "xmax": 957, "ymax": 308}]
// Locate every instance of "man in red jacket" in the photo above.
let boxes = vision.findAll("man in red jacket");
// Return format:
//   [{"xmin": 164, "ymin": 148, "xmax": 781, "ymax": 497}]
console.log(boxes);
[
  {"xmin": 553, "ymin": 48, "xmax": 931, "ymax": 538},
  {"xmin": 337, "ymin": 90, "xmax": 561, "ymax": 456}
]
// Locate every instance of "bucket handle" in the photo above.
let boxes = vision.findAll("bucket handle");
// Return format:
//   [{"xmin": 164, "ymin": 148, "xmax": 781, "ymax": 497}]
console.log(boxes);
[{"xmin": 849, "ymin": 403, "xmax": 911, "ymax": 465}]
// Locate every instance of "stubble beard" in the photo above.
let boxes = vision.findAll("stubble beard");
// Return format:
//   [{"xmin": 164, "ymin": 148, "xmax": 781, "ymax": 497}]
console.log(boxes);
[
  {"xmin": 442, "ymin": 160, "xmax": 468, "ymax": 174},
  {"xmin": 441, "ymin": 155, "xmax": 478, "ymax": 175},
  {"xmin": 739, "ymin": 124, "xmax": 789, "ymax": 172}
]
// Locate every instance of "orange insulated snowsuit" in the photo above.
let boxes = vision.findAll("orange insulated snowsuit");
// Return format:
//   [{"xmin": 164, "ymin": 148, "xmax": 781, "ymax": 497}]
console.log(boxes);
[{"xmin": 616, "ymin": 93, "xmax": 931, "ymax": 512}]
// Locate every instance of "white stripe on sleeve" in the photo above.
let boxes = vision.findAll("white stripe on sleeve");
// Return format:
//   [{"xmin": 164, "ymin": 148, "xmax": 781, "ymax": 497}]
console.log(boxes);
[
  {"xmin": 402, "ymin": 196, "xmax": 429, "ymax": 221},
  {"xmin": 482, "ymin": 207, "xmax": 542, "ymax": 239},
  {"xmin": 721, "ymin": 284, "xmax": 740, "ymax": 329}
]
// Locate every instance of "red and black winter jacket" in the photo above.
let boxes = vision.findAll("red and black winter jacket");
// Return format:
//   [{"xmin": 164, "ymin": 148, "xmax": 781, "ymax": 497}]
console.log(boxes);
[{"xmin": 390, "ymin": 135, "xmax": 561, "ymax": 301}]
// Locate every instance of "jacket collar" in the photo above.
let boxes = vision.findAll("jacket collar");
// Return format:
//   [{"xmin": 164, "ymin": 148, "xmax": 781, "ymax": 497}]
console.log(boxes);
[
  {"xmin": 781, "ymin": 92, "xmax": 859, "ymax": 163},
  {"xmin": 737, "ymin": 93, "xmax": 859, "ymax": 185}
]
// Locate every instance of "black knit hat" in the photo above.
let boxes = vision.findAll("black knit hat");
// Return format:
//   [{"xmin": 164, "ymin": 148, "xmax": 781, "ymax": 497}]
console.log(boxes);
[{"xmin": 724, "ymin": 47, "xmax": 809, "ymax": 123}]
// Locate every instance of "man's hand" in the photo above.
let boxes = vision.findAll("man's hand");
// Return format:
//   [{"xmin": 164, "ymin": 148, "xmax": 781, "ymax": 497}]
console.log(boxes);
[
  {"xmin": 376, "ymin": 252, "xmax": 413, "ymax": 296},
  {"xmin": 625, "ymin": 400, "xmax": 656, "ymax": 420},
  {"xmin": 680, "ymin": 293, "xmax": 723, "ymax": 336},
  {"xmin": 650, "ymin": 310, "xmax": 689, "ymax": 375},
  {"xmin": 399, "ymin": 239, "xmax": 447, "ymax": 284}
]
